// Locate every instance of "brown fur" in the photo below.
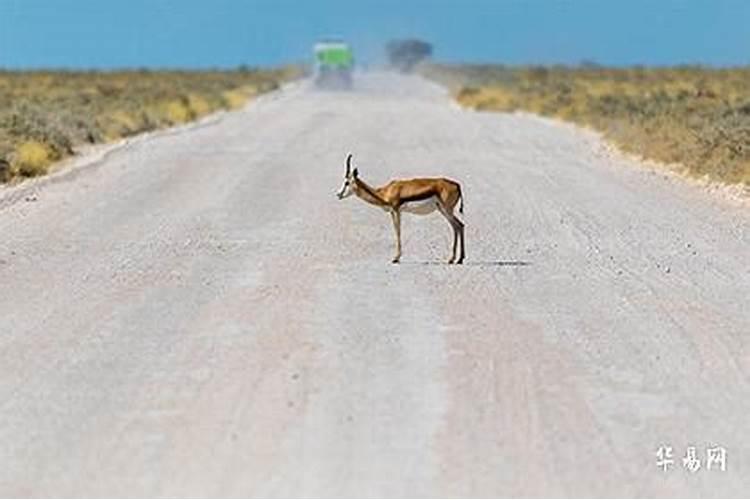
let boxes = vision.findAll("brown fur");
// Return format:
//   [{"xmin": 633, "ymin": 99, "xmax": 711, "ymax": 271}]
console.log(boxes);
[
  {"xmin": 338, "ymin": 155, "xmax": 465, "ymax": 264},
  {"xmin": 377, "ymin": 178, "xmax": 463, "ymax": 212}
]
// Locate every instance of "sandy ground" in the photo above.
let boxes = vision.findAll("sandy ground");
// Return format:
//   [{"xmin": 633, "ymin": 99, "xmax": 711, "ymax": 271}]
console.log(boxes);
[{"xmin": 0, "ymin": 72, "xmax": 748, "ymax": 497}]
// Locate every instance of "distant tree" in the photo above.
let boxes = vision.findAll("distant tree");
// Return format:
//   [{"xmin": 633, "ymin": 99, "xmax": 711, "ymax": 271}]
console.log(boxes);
[{"xmin": 386, "ymin": 39, "xmax": 433, "ymax": 72}]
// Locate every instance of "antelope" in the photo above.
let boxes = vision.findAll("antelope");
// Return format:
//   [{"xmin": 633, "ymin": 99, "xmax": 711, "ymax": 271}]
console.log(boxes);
[{"xmin": 336, "ymin": 154, "xmax": 465, "ymax": 264}]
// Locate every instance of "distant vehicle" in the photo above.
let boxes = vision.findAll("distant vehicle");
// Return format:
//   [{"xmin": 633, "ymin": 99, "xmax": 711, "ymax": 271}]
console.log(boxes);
[{"xmin": 313, "ymin": 40, "xmax": 354, "ymax": 89}]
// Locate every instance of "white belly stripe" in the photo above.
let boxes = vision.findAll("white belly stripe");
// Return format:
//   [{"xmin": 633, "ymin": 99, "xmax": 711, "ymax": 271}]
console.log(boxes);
[{"xmin": 401, "ymin": 196, "xmax": 439, "ymax": 215}]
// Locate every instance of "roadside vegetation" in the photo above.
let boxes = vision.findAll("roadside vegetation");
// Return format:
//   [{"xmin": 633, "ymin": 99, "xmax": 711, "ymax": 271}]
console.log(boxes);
[
  {"xmin": 422, "ymin": 64, "xmax": 750, "ymax": 188},
  {"xmin": 0, "ymin": 67, "xmax": 299, "ymax": 183}
]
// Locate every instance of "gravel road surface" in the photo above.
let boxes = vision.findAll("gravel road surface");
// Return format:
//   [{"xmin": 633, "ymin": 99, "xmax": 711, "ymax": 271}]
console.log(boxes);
[{"xmin": 1, "ymin": 73, "xmax": 748, "ymax": 497}]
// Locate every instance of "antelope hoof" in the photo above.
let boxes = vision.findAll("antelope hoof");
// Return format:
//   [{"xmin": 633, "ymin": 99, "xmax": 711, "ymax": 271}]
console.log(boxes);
[
  {"xmin": 456, "ymin": 256, "xmax": 465, "ymax": 265},
  {"xmin": 392, "ymin": 256, "xmax": 401, "ymax": 264},
  {"xmin": 448, "ymin": 257, "xmax": 455, "ymax": 264}
]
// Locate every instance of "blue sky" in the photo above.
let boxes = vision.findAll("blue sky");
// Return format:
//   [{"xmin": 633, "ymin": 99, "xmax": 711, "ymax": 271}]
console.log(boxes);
[{"xmin": 1, "ymin": 0, "xmax": 749, "ymax": 68}]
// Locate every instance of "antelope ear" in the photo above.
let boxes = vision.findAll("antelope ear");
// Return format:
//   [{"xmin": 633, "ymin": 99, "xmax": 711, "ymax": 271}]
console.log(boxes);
[{"xmin": 352, "ymin": 168, "xmax": 358, "ymax": 178}]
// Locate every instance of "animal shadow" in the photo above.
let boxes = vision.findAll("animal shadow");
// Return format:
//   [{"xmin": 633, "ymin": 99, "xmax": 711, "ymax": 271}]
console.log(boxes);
[{"xmin": 405, "ymin": 260, "xmax": 532, "ymax": 267}]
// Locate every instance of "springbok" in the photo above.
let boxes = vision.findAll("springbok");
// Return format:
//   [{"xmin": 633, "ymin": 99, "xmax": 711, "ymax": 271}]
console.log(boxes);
[{"xmin": 336, "ymin": 154, "xmax": 465, "ymax": 264}]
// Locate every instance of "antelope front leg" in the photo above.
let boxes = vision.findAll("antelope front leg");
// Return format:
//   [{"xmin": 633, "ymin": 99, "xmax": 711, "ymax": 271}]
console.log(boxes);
[
  {"xmin": 390, "ymin": 209, "xmax": 402, "ymax": 264},
  {"xmin": 449, "ymin": 227, "xmax": 458, "ymax": 264}
]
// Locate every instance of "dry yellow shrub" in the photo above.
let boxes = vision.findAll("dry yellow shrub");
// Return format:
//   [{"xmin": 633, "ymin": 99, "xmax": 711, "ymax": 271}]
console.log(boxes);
[
  {"xmin": 102, "ymin": 110, "xmax": 139, "ymax": 140},
  {"xmin": 0, "ymin": 67, "xmax": 298, "ymax": 183},
  {"xmin": 222, "ymin": 85, "xmax": 257, "ymax": 110},
  {"xmin": 187, "ymin": 94, "xmax": 212, "ymax": 117},
  {"xmin": 14, "ymin": 141, "xmax": 53, "ymax": 176},
  {"xmin": 425, "ymin": 64, "xmax": 750, "ymax": 187},
  {"xmin": 456, "ymin": 87, "xmax": 517, "ymax": 111},
  {"xmin": 162, "ymin": 100, "xmax": 191, "ymax": 124}
]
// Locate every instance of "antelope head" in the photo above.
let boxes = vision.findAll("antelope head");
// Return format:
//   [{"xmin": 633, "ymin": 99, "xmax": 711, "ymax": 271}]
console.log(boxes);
[{"xmin": 336, "ymin": 153, "xmax": 358, "ymax": 200}]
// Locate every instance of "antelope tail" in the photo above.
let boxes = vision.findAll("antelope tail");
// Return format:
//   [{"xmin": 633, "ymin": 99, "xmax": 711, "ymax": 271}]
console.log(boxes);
[{"xmin": 458, "ymin": 185, "xmax": 464, "ymax": 214}]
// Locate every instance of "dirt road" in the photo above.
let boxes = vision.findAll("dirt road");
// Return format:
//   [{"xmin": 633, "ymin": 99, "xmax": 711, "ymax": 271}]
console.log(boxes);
[{"xmin": 1, "ymin": 73, "xmax": 748, "ymax": 497}]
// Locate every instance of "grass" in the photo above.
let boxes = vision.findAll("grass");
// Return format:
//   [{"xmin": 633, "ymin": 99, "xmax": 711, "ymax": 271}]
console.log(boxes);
[
  {"xmin": 0, "ymin": 67, "xmax": 300, "ymax": 182},
  {"xmin": 421, "ymin": 64, "xmax": 750, "ymax": 188}
]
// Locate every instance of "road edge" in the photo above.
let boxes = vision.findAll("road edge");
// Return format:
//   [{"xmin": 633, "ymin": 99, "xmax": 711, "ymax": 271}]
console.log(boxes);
[{"xmin": 0, "ymin": 80, "xmax": 300, "ymax": 212}]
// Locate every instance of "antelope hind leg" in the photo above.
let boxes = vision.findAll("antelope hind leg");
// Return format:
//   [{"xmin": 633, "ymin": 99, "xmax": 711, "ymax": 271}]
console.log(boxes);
[{"xmin": 437, "ymin": 202, "xmax": 460, "ymax": 264}]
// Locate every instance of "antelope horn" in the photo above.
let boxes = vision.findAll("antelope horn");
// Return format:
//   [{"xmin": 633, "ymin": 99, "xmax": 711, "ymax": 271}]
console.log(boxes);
[{"xmin": 346, "ymin": 153, "xmax": 353, "ymax": 175}]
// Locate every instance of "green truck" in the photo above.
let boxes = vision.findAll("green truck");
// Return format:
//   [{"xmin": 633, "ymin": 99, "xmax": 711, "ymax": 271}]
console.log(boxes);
[{"xmin": 314, "ymin": 40, "xmax": 354, "ymax": 89}]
